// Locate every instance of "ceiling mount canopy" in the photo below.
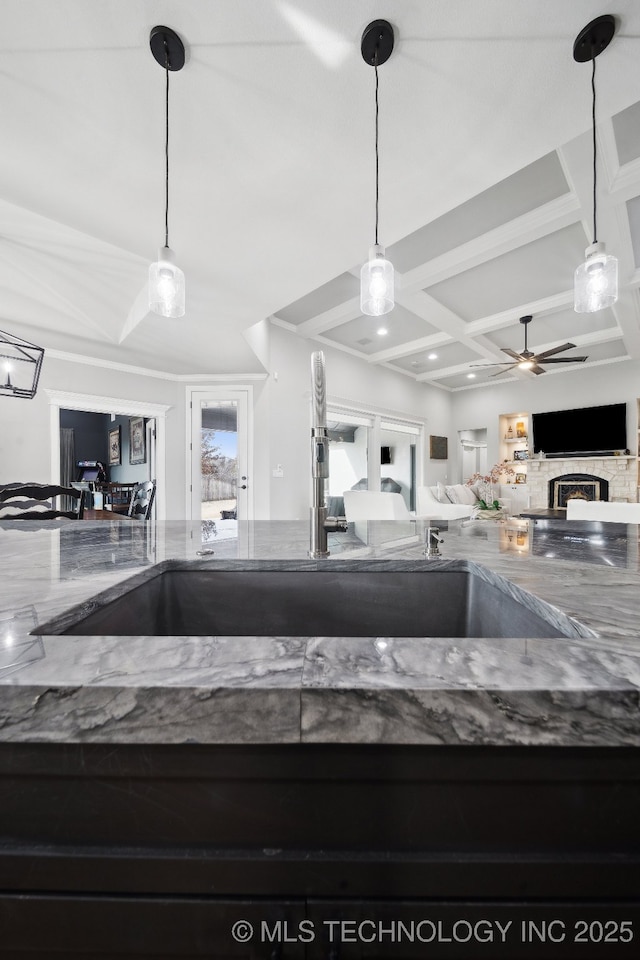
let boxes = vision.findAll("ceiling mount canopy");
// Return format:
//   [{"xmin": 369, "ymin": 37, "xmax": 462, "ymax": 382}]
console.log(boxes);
[
  {"xmin": 572, "ymin": 14, "xmax": 615, "ymax": 63},
  {"xmin": 360, "ymin": 19, "xmax": 395, "ymax": 318},
  {"xmin": 469, "ymin": 316, "xmax": 589, "ymax": 378},
  {"xmin": 360, "ymin": 19, "xmax": 394, "ymax": 66},
  {"xmin": 0, "ymin": 329, "xmax": 45, "ymax": 400},
  {"xmin": 148, "ymin": 25, "xmax": 186, "ymax": 319},
  {"xmin": 149, "ymin": 25, "xmax": 186, "ymax": 71},
  {"xmin": 573, "ymin": 14, "xmax": 618, "ymax": 314}
]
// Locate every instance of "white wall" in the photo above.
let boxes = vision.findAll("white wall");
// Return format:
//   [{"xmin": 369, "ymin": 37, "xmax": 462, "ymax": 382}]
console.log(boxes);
[{"xmin": 450, "ymin": 360, "xmax": 640, "ymax": 481}]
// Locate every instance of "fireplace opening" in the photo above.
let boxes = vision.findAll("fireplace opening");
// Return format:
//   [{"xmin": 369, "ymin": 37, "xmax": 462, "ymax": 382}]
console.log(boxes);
[{"xmin": 548, "ymin": 474, "xmax": 609, "ymax": 509}]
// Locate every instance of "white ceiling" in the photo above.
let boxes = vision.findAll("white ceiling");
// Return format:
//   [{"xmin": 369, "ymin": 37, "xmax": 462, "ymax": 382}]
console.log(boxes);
[{"xmin": 3, "ymin": 1, "xmax": 640, "ymax": 386}]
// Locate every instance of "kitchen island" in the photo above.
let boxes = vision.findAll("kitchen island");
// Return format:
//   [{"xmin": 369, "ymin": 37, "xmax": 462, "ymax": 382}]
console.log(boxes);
[{"xmin": 0, "ymin": 517, "xmax": 639, "ymax": 957}]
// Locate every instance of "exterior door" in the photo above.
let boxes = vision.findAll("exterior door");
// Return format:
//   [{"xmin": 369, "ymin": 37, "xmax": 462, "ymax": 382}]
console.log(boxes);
[{"xmin": 190, "ymin": 388, "xmax": 251, "ymax": 543}]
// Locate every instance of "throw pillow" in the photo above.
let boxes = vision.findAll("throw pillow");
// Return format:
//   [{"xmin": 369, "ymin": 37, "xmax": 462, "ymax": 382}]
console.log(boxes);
[
  {"xmin": 445, "ymin": 484, "xmax": 461, "ymax": 504},
  {"xmin": 435, "ymin": 481, "xmax": 450, "ymax": 503},
  {"xmin": 456, "ymin": 484, "xmax": 478, "ymax": 506}
]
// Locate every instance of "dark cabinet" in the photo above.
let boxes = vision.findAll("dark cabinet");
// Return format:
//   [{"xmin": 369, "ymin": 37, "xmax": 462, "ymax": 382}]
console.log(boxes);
[{"xmin": 0, "ymin": 742, "xmax": 638, "ymax": 957}]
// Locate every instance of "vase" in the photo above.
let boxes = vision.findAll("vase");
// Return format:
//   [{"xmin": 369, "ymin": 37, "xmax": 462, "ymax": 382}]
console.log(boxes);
[{"xmin": 474, "ymin": 508, "xmax": 505, "ymax": 521}]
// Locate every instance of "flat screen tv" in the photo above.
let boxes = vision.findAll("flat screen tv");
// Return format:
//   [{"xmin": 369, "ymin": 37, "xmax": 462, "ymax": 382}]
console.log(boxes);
[{"xmin": 531, "ymin": 402, "xmax": 626, "ymax": 457}]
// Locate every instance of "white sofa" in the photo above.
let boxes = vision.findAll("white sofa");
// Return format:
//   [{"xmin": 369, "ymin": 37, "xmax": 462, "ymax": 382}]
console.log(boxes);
[
  {"xmin": 416, "ymin": 484, "xmax": 478, "ymax": 520},
  {"xmin": 566, "ymin": 499, "xmax": 640, "ymax": 522},
  {"xmin": 343, "ymin": 491, "xmax": 411, "ymax": 521}
]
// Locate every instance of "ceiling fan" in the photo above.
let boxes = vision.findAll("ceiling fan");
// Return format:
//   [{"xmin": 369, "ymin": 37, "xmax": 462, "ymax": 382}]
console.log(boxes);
[{"xmin": 470, "ymin": 316, "xmax": 588, "ymax": 377}]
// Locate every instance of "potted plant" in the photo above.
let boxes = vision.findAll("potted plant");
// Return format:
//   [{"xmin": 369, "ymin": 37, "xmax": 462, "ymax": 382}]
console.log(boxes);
[{"xmin": 466, "ymin": 463, "xmax": 515, "ymax": 519}]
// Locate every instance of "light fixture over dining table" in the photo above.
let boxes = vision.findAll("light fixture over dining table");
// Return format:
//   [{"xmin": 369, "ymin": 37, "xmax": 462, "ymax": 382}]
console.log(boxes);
[{"xmin": 0, "ymin": 329, "xmax": 45, "ymax": 400}]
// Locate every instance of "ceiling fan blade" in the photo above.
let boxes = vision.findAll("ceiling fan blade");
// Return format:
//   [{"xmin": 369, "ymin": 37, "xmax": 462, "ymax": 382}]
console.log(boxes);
[
  {"xmin": 469, "ymin": 362, "xmax": 518, "ymax": 368},
  {"xmin": 500, "ymin": 348, "xmax": 524, "ymax": 362},
  {"xmin": 538, "ymin": 356, "xmax": 588, "ymax": 363},
  {"xmin": 533, "ymin": 343, "xmax": 577, "ymax": 361},
  {"xmin": 489, "ymin": 365, "xmax": 517, "ymax": 378},
  {"xmin": 529, "ymin": 364, "xmax": 546, "ymax": 376}
]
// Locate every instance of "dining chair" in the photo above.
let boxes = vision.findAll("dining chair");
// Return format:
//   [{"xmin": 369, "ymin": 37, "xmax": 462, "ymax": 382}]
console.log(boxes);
[
  {"xmin": 127, "ymin": 480, "xmax": 156, "ymax": 520},
  {"xmin": 0, "ymin": 482, "xmax": 84, "ymax": 519}
]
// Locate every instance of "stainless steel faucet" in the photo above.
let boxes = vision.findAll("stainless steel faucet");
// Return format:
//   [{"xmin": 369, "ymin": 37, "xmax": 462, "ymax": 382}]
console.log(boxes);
[
  {"xmin": 309, "ymin": 351, "xmax": 349, "ymax": 558},
  {"xmin": 424, "ymin": 525, "xmax": 444, "ymax": 558}
]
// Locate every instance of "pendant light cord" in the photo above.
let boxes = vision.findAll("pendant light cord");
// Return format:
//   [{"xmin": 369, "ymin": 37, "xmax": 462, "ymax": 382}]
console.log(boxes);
[
  {"xmin": 374, "ymin": 54, "xmax": 379, "ymax": 246},
  {"xmin": 164, "ymin": 43, "xmax": 170, "ymax": 249},
  {"xmin": 591, "ymin": 54, "xmax": 597, "ymax": 244}
]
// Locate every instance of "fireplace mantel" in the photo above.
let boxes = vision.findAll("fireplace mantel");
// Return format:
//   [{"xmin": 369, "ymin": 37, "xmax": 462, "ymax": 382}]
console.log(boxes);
[
  {"xmin": 528, "ymin": 455, "xmax": 635, "ymax": 472},
  {"xmin": 526, "ymin": 456, "xmax": 638, "ymax": 508}
]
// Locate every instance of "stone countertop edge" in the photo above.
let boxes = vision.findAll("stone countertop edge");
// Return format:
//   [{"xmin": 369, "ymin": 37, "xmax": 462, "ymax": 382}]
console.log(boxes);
[{"xmin": 2, "ymin": 531, "xmax": 640, "ymax": 747}]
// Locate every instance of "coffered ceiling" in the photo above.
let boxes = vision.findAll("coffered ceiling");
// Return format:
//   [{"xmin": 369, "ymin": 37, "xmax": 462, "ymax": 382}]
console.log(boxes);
[
  {"xmin": 2, "ymin": 2, "xmax": 640, "ymax": 385},
  {"xmin": 274, "ymin": 121, "xmax": 640, "ymax": 390}
]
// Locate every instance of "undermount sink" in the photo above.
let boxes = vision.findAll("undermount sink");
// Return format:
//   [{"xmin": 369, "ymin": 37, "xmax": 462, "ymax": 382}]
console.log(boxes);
[{"xmin": 39, "ymin": 560, "xmax": 591, "ymax": 640}]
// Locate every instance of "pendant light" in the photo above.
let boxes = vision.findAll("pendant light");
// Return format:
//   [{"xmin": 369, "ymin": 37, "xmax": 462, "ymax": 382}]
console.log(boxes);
[
  {"xmin": 149, "ymin": 26, "xmax": 186, "ymax": 318},
  {"xmin": 0, "ymin": 329, "xmax": 44, "ymax": 399},
  {"xmin": 573, "ymin": 15, "xmax": 618, "ymax": 314},
  {"xmin": 360, "ymin": 20, "xmax": 395, "ymax": 317}
]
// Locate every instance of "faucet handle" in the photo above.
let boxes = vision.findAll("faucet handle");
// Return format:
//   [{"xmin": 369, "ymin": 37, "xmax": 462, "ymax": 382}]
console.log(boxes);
[{"xmin": 425, "ymin": 525, "xmax": 444, "ymax": 558}]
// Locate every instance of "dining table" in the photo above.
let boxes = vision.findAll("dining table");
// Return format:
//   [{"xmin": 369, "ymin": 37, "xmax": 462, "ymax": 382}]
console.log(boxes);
[{"xmin": 83, "ymin": 509, "xmax": 131, "ymax": 521}]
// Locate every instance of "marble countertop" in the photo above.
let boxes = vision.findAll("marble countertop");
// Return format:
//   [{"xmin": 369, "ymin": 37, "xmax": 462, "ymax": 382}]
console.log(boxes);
[{"xmin": 1, "ymin": 515, "xmax": 639, "ymax": 747}]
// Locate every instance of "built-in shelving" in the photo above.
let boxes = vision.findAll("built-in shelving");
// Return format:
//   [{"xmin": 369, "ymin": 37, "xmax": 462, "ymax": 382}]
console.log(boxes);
[
  {"xmin": 499, "ymin": 412, "xmax": 529, "ymax": 513},
  {"xmin": 499, "ymin": 412, "xmax": 529, "ymax": 477}
]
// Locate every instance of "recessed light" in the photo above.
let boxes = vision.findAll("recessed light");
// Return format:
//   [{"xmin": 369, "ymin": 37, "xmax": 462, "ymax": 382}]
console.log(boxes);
[
  {"xmin": 377, "ymin": 327, "xmax": 388, "ymax": 336},
  {"xmin": 428, "ymin": 352, "xmax": 438, "ymax": 360},
  {"xmin": 467, "ymin": 373, "xmax": 476, "ymax": 379}
]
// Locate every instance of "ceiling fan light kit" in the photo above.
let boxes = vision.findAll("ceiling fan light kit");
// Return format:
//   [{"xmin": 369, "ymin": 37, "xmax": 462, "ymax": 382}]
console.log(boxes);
[
  {"xmin": 573, "ymin": 14, "xmax": 618, "ymax": 313},
  {"xmin": 360, "ymin": 20, "xmax": 395, "ymax": 318},
  {"xmin": 148, "ymin": 26, "xmax": 186, "ymax": 319},
  {"xmin": 469, "ymin": 316, "xmax": 589, "ymax": 378}
]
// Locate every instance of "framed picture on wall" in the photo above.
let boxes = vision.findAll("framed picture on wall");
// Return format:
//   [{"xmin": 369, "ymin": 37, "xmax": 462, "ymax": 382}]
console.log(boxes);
[
  {"xmin": 108, "ymin": 427, "xmax": 121, "ymax": 466},
  {"xmin": 129, "ymin": 417, "xmax": 146, "ymax": 465},
  {"xmin": 429, "ymin": 435, "xmax": 448, "ymax": 460},
  {"xmin": 515, "ymin": 473, "xmax": 527, "ymax": 484},
  {"xmin": 514, "ymin": 449, "xmax": 529, "ymax": 461}
]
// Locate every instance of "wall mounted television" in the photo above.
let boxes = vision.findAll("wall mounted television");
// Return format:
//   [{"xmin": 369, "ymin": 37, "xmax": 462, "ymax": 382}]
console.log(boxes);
[{"xmin": 531, "ymin": 402, "xmax": 627, "ymax": 457}]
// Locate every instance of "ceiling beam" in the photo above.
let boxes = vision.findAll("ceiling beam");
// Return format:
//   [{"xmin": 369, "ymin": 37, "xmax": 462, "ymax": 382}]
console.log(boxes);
[{"xmin": 398, "ymin": 193, "xmax": 581, "ymax": 294}]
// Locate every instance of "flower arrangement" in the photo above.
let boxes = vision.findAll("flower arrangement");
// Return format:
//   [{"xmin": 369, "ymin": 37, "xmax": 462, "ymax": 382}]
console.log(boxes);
[{"xmin": 466, "ymin": 462, "xmax": 515, "ymax": 510}]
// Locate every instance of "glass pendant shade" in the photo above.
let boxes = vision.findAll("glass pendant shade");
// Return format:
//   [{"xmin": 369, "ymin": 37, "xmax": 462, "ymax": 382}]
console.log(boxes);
[
  {"xmin": 360, "ymin": 244, "xmax": 394, "ymax": 316},
  {"xmin": 149, "ymin": 246, "xmax": 185, "ymax": 318},
  {"xmin": 574, "ymin": 241, "xmax": 618, "ymax": 313}
]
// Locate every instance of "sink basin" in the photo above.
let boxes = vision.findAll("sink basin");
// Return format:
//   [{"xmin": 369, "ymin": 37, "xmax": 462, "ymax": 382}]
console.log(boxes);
[{"xmin": 40, "ymin": 560, "xmax": 590, "ymax": 640}]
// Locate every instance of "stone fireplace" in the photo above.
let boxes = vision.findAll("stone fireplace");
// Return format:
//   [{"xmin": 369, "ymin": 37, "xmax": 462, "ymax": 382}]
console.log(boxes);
[
  {"xmin": 527, "ymin": 456, "xmax": 637, "ymax": 509},
  {"xmin": 548, "ymin": 473, "xmax": 609, "ymax": 508}
]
